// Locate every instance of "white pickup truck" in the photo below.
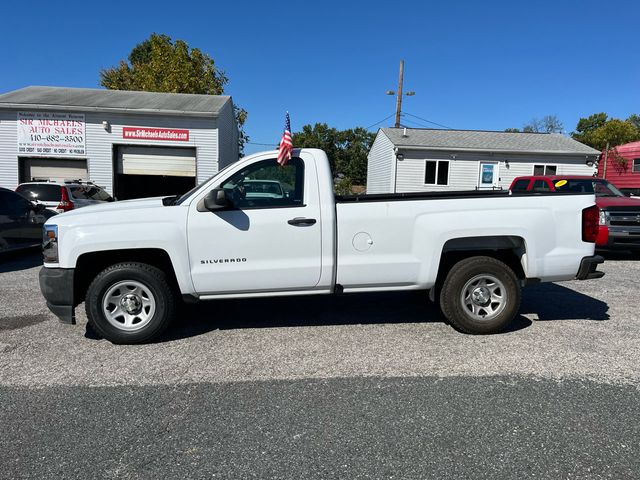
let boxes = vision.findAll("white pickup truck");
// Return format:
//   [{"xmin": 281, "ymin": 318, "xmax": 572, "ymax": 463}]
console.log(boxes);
[{"xmin": 39, "ymin": 148, "xmax": 604, "ymax": 344}]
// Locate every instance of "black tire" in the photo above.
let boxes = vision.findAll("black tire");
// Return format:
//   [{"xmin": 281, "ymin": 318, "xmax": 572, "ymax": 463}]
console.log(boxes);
[
  {"xmin": 85, "ymin": 262, "xmax": 175, "ymax": 344},
  {"xmin": 439, "ymin": 256, "xmax": 521, "ymax": 334}
]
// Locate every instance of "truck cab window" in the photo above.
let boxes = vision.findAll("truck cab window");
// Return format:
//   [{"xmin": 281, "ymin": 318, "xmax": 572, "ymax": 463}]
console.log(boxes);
[
  {"xmin": 533, "ymin": 180, "xmax": 550, "ymax": 192},
  {"xmin": 511, "ymin": 179, "xmax": 530, "ymax": 191},
  {"xmin": 221, "ymin": 158, "xmax": 304, "ymax": 209}
]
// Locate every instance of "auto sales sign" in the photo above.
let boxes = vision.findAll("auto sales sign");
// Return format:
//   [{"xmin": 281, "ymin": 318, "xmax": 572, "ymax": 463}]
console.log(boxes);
[{"xmin": 17, "ymin": 112, "xmax": 86, "ymax": 156}]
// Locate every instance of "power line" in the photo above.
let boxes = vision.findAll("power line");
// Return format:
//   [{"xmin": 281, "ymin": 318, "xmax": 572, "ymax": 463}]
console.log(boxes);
[
  {"xmin": 247, "ymin": 141, "xmax": 278, "ymax": 147},
  {"xmin": 400, "ymin": 117, "xmax": 436, "ymax": 129},
  {"xmin": 402, "ymin": 112, "xmax": 453, "ymax": 130},
  {"xmin": 365, "ymin": 113, "xmax": 396, "ymax": 131}
]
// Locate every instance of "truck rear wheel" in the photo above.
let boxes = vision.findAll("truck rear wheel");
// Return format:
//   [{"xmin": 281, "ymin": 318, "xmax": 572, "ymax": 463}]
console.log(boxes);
[
  {"xmin": 439, "ymin": 256, "xmax": 521, "ymax": 334},
  {"xmin": 85, "ymin": 262, "xmax": 175, "ymax": 344}
]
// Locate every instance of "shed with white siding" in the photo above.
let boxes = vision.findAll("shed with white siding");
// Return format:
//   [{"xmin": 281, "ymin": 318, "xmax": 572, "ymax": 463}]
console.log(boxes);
[
  {"xmin": 366, "ymin": 128, "xmax": 600, "ymax": 194},
  {"xmin": 0, "ymin": 86, "xmax": 238, "ymax": 200}
]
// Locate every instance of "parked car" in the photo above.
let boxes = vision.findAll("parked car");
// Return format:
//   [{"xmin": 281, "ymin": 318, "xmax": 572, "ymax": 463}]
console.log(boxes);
[
  {"xmin": 39, "ymin": 149, "xmax": 604, "ymax": 344},
  {"xmin": 0, "ymin": 187, "xmax": 56, "ymax": 253},
  {"xmin": 16, "ymin": 181, "xmax": 115, "ymax": 213},
  {"xmin": 510, "ymin": 175, "xmax": 640, "ymax": 250},
  {"xmin": 240, "ymin": 179, "xmax": 285, "ymax": 199}
]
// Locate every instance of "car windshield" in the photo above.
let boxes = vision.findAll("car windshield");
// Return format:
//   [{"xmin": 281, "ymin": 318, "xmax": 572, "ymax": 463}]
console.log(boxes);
[{"xmin": 552, "ymin": 179, "xmax": 624, "ymax": 197}]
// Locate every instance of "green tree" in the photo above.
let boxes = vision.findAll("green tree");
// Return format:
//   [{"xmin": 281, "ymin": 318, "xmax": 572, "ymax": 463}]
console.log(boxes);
[
  {"xmin": 627, "ymin": 114, "xmax": 640, "ymax": 131},
  {"xmin": 100, "ymin": 33, "xmax": 248, "ymax": 153},
  {"xmin": 292, "ymin": 123, "xmax": 375, "ymax": 186},
  {"xmin": 572, "ymin": 113, "xmax": 640, "ymax": 150}
]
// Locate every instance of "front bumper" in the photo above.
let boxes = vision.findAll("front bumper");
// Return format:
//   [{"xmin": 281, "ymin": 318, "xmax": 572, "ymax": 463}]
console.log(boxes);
[
  {"xmin": 39, "ymin": 267, "xmax": 75, "ymax": 324},
  {"xmin": 576, "ymin": 255, "xmax": 605, "ymax": 280},
  {"xmin": 602, "ymin": 226, "xmax": 640, "ymax": 250}
]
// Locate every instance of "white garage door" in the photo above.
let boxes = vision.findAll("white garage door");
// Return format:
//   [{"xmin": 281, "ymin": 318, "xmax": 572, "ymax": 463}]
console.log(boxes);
[
  {"xmin": 23, "ymin": 158, "xmax": 88, "ymax": 183},
  {"xmin": 117, "ymin": 146, "xmax": 196, "ymax": 177}
]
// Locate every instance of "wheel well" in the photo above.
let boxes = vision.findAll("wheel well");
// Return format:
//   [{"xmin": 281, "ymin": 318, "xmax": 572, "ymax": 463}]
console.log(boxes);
[
  {"xmin": 433, "ymin": 236, "xmax": 527, "ymax": 296},
  {"xmin": 73, "ymin": 249, "xmax": 179, "ymax": 306}
]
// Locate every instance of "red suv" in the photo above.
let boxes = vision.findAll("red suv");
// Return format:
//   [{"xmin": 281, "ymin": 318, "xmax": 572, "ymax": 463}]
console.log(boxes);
[{"xmin": 510, "ymin": 175, "xmax": 640, "ymax": 250}]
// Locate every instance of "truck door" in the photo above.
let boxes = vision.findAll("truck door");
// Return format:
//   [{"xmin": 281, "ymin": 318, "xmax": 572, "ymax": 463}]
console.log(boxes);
[{"xmin": 187, "ymin": 153, "xmax": 323, "ymax": 295}]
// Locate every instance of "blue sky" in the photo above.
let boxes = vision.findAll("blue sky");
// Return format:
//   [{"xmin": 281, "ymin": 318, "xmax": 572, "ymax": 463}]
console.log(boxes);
[{"xmin": 2, "ymin": 0, "xmax": 639, "ymax": 154}]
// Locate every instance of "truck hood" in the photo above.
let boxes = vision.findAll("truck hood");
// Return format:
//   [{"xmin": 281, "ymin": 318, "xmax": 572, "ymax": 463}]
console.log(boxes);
[
  {"xmin": 47, "ymin": 197, "xmax": 171, "ymax": 225},
  {"xmin": 596, "ymin": 196, "xmax": 640, "ymax": 209}
]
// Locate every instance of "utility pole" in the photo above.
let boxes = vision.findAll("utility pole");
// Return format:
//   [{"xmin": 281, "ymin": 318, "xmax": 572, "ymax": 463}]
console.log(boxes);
[
  {"xmin": 386, "ymin": 60, "xmax": 415, "ymax": 129},
  {"xmin": 394, "ymin": 60, "xmax": 404, "ymax": 128},
  {"xmin": 602, "ymin": 141, "xmax": 609, "ymax": 179}
]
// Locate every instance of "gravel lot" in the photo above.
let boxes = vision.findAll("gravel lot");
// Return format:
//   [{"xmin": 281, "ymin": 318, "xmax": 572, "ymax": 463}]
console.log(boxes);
[{"xmin": 1, "ymin": 250, "xmax": 639, "ymax": 478}]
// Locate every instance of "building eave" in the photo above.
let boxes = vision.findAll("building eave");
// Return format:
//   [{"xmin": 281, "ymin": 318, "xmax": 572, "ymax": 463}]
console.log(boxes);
[
  {"xmin": 394, "ymin": 144, "xmax": 600, "ymax": 157},
  {"xmin": 0, "ymin": 103, "xmax": 219, "ymax": 118}
]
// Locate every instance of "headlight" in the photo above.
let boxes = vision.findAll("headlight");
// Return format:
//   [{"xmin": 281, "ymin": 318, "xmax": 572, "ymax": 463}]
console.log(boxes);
[
  {"xmin": 598, "ymin": 210, "xmax": 609, "ymax": 226},
  {"xmin": 43, "ymin": 225, "xmax": 58, "ymax": 263}
]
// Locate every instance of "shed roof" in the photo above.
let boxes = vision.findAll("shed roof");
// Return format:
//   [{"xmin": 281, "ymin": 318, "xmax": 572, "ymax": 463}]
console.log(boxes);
[
  {"xmin": 381, "ymin": 127, "xmax": 600, "ymax": 156},
  {"xmin": 0, "ymin": 86, "xmax": 230, "ymax": 117},
  {"xmin": 613, "ymin": 140, "xmax": 640, "ymax": 154}
]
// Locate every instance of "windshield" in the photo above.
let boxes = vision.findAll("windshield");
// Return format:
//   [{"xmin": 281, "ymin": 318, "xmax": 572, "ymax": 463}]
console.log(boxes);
[{"xmin": 552, "ymin": 179, "xmax": 624, "ymax": 197}]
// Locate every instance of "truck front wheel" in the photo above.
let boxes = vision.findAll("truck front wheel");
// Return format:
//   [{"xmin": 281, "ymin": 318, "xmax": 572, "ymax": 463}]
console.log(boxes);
[
  {"xmin": 439, "ymin": 256, "xmax": 521, "ymax": 334},
  {"xmin": 85, "ymin": 262, "xmax": 176, "ymax": 344}
]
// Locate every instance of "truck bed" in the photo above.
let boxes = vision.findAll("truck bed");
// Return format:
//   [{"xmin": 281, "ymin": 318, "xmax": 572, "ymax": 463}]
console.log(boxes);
[{"xmin": 336, "ymin": 190, "xmax": 590, "ymax": 203}]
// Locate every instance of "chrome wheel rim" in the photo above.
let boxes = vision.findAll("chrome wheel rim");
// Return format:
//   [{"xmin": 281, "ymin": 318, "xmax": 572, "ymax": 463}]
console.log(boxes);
[
  {"xmin": 460, "ymin": 274, "xmax": 506, "ymax": 321},
  {"xmin": 102, "ymin": 280, "xmax": 156, "ymax": 331}
]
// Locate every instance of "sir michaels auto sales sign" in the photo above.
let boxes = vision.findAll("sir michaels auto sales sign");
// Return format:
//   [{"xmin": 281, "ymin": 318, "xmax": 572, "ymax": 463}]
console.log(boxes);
[{"xmin": 17, "ymin": 112, "xmax": 86, "ymax": 156}]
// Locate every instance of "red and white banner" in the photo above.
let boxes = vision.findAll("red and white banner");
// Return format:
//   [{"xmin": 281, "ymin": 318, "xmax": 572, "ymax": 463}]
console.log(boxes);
[{"xmin": 123, "ymin": 127, "xmax": 189, "ymax": 142}]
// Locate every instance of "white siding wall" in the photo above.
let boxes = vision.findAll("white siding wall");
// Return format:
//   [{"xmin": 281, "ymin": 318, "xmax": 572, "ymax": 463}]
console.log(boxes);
[
  {"xmin": 0, "ymin": 109, "xmax": 222, "ymax": 193},
  {"xmin": 395, "ymin": 150, "xmax": 597, "ymax": 193},
  {"xmin": 216, "ymin": 99, "xmax": 239, "ymax": 169},
  {"xmin": 366, "ymin": 130, "xmax": 395, "ymax": 194},
  {"xmin": 0, "ymin": 110, "xmax": 18, "ymax": 189},
  {"xmin": 84, "ymin": 112, "xmax": 219, "ymax": 192}
]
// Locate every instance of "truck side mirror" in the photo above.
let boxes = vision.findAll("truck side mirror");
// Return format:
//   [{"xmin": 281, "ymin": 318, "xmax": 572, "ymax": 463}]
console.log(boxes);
[{"xmin": 203, "ymin": 188, "xmax": 233, "ymax": 211}]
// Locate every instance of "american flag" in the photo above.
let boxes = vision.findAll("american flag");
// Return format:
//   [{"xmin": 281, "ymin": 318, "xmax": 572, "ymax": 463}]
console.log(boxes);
[{"xmin": 277, "ymin": 112, "xmax": 293, "ymax": 166}]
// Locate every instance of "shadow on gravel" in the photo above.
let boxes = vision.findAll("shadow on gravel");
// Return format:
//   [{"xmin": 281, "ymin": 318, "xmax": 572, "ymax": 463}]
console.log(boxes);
[
  {"xmin": 156, "ymin": 289, "xmax": 547, "ymax": 343},
  {"xmin": 0, "ymin": 249, "xmax": 42, "ymax": 273},
  {"xmin": 80, "ymin": 280, "xmax": 607, "ymax": 343},
  {"xmin": 0, "ymin": 314, "xmax": 48, "ymax": 332},
  {"xmin": 521, "ymin": 283, "xmax": 609, "ymax": 321}
]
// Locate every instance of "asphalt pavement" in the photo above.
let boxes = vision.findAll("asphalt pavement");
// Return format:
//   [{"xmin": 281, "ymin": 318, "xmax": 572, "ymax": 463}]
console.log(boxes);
[{"xmin": 1, "ymin": 249, "xmax": 639, "ymax": 479}]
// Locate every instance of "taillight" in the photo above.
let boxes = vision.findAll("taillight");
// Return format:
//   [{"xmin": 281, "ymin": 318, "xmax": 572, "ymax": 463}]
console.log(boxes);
[
  {"xmin": 582, "ymin": 205, "xmax": 599, "ymax": 243},
  {"xmin": 56, "ymin": 187, "xmax": 74, "ymax": 212}
]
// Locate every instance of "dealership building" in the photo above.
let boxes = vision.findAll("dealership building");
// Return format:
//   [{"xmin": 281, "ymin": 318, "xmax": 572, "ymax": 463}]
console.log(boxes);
[{"xmin": 0, "ymin": 86, "xmax": 239, "ymax": 199}]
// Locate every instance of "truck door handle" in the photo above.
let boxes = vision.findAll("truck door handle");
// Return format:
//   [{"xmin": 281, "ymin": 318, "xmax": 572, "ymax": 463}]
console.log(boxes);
[{"xmin": 288, "ymin": 217, "xmax": 317, "ymax": 226}]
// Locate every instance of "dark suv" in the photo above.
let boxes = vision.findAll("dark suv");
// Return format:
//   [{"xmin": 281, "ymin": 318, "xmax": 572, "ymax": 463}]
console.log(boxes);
[
  {"xmin": 0, "ymin": 187, "xmax": 56, "ymax": 252},
  {"xmin": 16, "ymin": 181, "xmax": 115, "ymax": 213}
]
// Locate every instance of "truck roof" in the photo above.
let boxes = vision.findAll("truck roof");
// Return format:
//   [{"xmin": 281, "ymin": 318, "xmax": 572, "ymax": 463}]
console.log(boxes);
[{"xmin": 515, "ymin": 175, "xmax": 599, "ymax": 181}]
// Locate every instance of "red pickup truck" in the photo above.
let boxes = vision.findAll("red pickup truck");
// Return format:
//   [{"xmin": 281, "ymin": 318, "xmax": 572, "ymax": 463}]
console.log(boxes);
[{"xmin": 510, "ymin": 175, "xmax": 640, "ymax": 250}]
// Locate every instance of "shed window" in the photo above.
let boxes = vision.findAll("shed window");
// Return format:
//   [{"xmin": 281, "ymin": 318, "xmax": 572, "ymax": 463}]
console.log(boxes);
[
  {"xmin": 533, "ymin": 164, "xmax": 557, "ymax": 175},
  {"xmin": 425, "ymin": 160, "xmax": 449, "ymax": 185},
  {"xmin": 633, "ymin": 158, "xmax": 640, "ymax": 173}
]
